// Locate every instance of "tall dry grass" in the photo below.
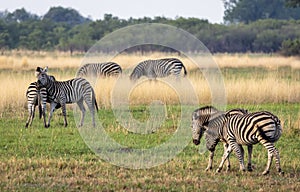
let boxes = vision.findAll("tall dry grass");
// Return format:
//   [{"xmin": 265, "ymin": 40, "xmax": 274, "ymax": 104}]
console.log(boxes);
[
  {"xmin": 213, "ymin": 53, "xmax": 300, "ymax": 69},
  {"xmin": 0, "ymin": 51, "xmax": 299, "ymax": 116}
]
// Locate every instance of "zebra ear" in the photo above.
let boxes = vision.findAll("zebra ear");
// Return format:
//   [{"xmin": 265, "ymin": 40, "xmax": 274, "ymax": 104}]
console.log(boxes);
[
  {"xmin": 35, "ymin": 67, "xmax": 42, "ymax": 77},
  {"xmin": 43, "ymin": 66, "xmax": 48, "ymax": 73},
  {"xmin": 36, "ymin": 67, "xmax": 42, "ymax": 72}
]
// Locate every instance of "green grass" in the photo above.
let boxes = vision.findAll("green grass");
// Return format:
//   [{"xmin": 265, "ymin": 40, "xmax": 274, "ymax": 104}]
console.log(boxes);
[{"xmin": 0, "ymin": 103, "xmax": 300, "ymax": 191}]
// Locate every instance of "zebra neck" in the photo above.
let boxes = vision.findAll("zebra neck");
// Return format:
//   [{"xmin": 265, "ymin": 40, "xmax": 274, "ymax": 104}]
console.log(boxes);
[{"xmin": 45, "ymin": 80, "xmax": 56, "ymax": 95}]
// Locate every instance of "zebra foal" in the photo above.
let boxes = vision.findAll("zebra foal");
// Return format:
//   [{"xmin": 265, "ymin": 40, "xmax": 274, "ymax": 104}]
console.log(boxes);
[
  {"xmin": 76, "ymin": 62, "xmax": 122, "ymax": 78},
  {"xmin": 36, "ymin": 67, "xmax": 98, "ymax": 127},
  {"xmin": 216, "ymin": 110, "xmax": 283, "ymax": 175},
  {"xmin": 130, "ymin": 58, "xmax": 187, "ymax": 81}
]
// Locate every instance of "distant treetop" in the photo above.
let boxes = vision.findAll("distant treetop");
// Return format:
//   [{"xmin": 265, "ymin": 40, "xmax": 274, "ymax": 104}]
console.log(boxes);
[{"xmin": 43, "ymin": 6, "xmax": 91, "ymax": 26}]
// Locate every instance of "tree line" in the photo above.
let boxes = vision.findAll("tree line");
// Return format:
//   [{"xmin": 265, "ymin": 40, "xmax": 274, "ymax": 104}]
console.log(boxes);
[{"xmin": 0, "ymin": 1, "xmax": 300, "ymax": 55}]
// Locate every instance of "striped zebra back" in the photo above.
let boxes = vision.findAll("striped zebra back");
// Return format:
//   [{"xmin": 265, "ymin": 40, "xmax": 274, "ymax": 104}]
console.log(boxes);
[
  {"xmin": 202, "ymin": 108, "xmax": 248, "ymax": 145},
  {"xmin": 130, "ymin": 58, "xmax": 187, "ymax": 80},
  {"xmin": 225, "ymin": 110, "xmax": 282, "ymax": 144},
  {"xmin": 76, "ymin": 62, "xmax": 122, "ymax": 77}
]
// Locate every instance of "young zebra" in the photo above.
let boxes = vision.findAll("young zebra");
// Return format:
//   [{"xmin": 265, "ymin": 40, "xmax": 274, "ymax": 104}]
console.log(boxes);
[
  {"xmin": 25, "ymin": 76, "xmax": 60, "ymax": 128},
  {"xmin": 129, "ymin": 58, "xmax": 187, "ymax": 81},
  {"xmin": 36, "ymin": 67, "xmax": 98, "ymax": 127},
  {"xmin": 192, "ymin": 106, "xmax": 249, "ymax": 171},
  {"xmin": 76, "ymin": 62, "xmax": 122, "ymax": 78},
  {"xmin": 215, "ymin": 110, "xmax": 283, "ymax": 175}
]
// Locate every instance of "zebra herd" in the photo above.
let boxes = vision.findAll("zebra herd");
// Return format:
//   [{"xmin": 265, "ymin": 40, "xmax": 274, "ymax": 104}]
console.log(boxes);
[
  {"xmin": 25, "ymin": 58, "xmax": 187, "ymax": 128},
  {"xmin": 25, "ymin": 57, "xmax": 283, "ymax": 175}
]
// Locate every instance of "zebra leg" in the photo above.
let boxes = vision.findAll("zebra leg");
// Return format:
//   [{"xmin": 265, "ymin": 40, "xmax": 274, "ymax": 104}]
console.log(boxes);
[
  {"xmin": 25, "ymin": 104, "xmax": 35, "ymax": 128},
  {"xmin": 206, "ymin": 150, "xmax": 214, "ymax": 171},
  {"xmin": 77, "ymin": 99, "xmax": 86, "ymax": 127},
  {"xmin": 261, "ymin": 141, "xmax": 282, "ymax": 175},
  {"xmin": 273, "ymin": 147, "xmax": 284, "ymax": 175},
  {"xmin": 83, "ymin": 92, "xmax": 96, "ymax": 127},
  {"xmin": 216, "ymin": 145, "xmax": 232, "ymax": 173},
  {"xmin": 61, "ymin": 103, "xmax": 68, "ymax": 127},
  {"xmin": 41, "ymin": 100, "xmax": 47, "ymax": 129},
  {"xmin": 247, "ymin": 145, "xmax": 253, "ymax": 171},
  {"xmin": 47, "ymin": 102, "xmax": 59, "ymax": 128},
  {"xmin": 224, "ymin": 143, "xmax": 231, "ymax": 172},
  {"xmin": 232, "ymin": 143, "xmax": 246, "ymax": 172}
]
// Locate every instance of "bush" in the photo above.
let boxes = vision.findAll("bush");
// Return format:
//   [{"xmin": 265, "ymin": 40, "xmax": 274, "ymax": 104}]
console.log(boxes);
[{"xmin": 281, "ymin": 38, "xmax": 300, "ymax": 56}]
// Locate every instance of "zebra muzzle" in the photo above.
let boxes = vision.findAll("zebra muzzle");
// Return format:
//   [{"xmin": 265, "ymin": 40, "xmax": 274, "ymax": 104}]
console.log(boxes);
[{"xmin": 193, "ymin": 139, "xmax": 200, "ymax": 145}]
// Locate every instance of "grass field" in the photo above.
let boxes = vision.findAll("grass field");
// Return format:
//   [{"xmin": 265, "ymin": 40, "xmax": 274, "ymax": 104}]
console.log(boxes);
[{"xmin": 0, "ymin": 52, "xmax": 299, "ymax": 191}]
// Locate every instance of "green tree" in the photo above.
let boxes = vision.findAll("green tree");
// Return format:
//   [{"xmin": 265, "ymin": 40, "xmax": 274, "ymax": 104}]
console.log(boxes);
[
  {"xmin": 5, "ymin": 8, "xmax": 39, "ymax": 23},
  {"xmin": 286, "ymin": 0, "xmax": 300, "ymax": 7},
  {"xmin": 223, "ymin": 0, "xmax": 300, "ymax": 23},
  {"xmin": 43, "ymin": 6, "xmax": 90, "ymax": 26},
  {"xmin": 281, "ymin": 38, "xmax": 300, "ymax": 56}
]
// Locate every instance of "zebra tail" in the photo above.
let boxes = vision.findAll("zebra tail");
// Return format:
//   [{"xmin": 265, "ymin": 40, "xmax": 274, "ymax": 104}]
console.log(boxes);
[
  {"xmin": 92, "ymin": 89, "xmax": 99, "ymax": 111},
  {"xmin": 182, "ymin": 64, "xmax": 187, "ymax": 77},
  {"xmin": 38, "ymin": 92, "xmax": 43, "ymax": 119},
  {"xmin": 273, "ymin": 116, "xmax": 282, "ymax": 141},
  {"xmin": 95, "ymin": 99, "xmax": 99, "ymax": 111}
]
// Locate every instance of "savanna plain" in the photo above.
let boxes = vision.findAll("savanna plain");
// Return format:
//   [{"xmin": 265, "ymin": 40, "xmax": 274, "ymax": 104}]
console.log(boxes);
[{"xmin": 0, "ymin": 51, "xmax": 300, "ymax": 191}]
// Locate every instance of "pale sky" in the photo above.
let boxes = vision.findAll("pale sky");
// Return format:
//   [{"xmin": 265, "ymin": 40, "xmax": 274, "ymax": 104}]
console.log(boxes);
[{"xmin": 1, "ymin": 0, "xmax": 225, "ymax": 23}]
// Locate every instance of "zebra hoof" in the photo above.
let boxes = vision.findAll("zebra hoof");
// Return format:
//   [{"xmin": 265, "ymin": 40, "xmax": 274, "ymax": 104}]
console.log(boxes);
[
  {"xmin": 247, "ymin": 164, "xmax": 253, "ymax": 172},
  {"xmin": 45, "ymin": 124, "xmax": 50, "ymax": 128},
  {"xmin": 205, "ymin": 167, "xmax": 212, "ymax": 172},
  {"xmin": 216, "ymin": 168, "xmax": 221, "ymax": 173},
  {"xmin": 279, "ymin": 171, "xmax": 284, "ymax": 176},
  {"xmin": 262, "ymin": 170, "xmax": 269, "ymax": 175}
]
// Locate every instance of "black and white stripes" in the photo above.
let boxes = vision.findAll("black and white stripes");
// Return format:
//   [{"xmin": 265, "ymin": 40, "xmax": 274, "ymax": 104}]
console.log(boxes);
[
  {"xmin": 218, "ymin": 110, "xmax": 283, "ymax": 175},
  {"xmin": 25, "ymin": 75, "xmax": 60, "ymax": 128},
  {"xmin": 130, "ymin": 58, "xmax": 187, "ymax": 80},
  {"xmin": 36, "ymin": 67, "xmax": 98, "ymax": 127},
  {"xmin": 76, "ymin": 62, "xmax": 122, "ymax": 77},
  {"xmin": 192, "ymin": 106, "xmax": 283, "ymax": 175}
]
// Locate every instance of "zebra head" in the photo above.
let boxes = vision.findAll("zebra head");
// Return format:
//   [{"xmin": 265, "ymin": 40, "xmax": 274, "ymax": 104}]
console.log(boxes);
[
  {"xmin": 191, "ymin": 113, "xmax": 206, "ymax": 145},
  {"xmin": 191, "ymin": 106, "xmax": 221, "ymax": 145},
  {"xmin": 36, "ymin": 66, "xmax": 51, "ymax": 88},
  {"xmin": 129, "ymin": 67, "xmax": 142, "ymax": 81}
]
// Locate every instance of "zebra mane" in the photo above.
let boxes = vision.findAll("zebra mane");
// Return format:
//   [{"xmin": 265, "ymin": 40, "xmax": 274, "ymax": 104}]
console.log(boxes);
[
  {"xmin": 225, "ymin": 108, "xmax": 248, "ymax": 117},
  {"xmin": 193, "ymin": 106, "xmax": 219, "ymax": 114}
]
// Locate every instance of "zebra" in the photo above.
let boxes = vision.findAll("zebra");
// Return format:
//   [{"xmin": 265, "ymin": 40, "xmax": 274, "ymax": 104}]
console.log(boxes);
[
  {"xmin": 129, "ymin": 58, "xmax": 187, "ymax": 81},
  {"xmin": 36, "ymin": 66, "xmax": 98, "ymax": 127},
  {"xmin": 25, "ymin": 75, "xmax": 60, "ymax": 128},
  {"xmin": 192, "ymin": 106, "xmax": 251, "ymax": 171},
  {"xmin": 214, "ymin": 110, "xmax": 283, "ymax": 175},
  {"xmin": 76, "ymin": 62, "xmax": 122, "ymax": 78}
]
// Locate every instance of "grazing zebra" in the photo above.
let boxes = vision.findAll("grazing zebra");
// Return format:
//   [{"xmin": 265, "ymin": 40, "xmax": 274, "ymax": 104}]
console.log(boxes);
[
  {"xmin": 215, "ymin": 110, "xmax": 283, "ymax": 175},
  {"xmin": 25, "ymin": 76, "xmax": 60, "ymax": 128},
  {"xmin": 130, "ymin": 58, "xmax": 187, "ymax": 81},
  {"xmin": 76, "ymin": 62, "xmax": 122, "ymax": 78},
  {"xmin": 36, "ymin": 67, "xmax": 98, "ymax": 127},
  {"xmin": 192, "ymin": 106, "xmax": 249, "ymax": 171}
]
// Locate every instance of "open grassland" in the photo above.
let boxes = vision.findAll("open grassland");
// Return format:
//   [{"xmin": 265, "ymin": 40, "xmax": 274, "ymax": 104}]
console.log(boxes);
[
  {"xmin": 0, "ymin": 52, "xmax": 299, "ymax": 114},
  {"xmin": 0, "ymin": 52, "xmax": 299, "ymax": 191},
  {"xmin": 0, "ymin": 104, "xmax": 299, "ymax": 191}
]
